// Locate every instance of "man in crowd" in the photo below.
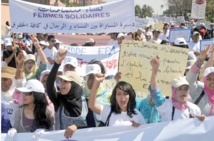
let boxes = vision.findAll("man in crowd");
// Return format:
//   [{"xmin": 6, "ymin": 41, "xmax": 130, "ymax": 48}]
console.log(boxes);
[
  {"xmin": 43, "ymin": 35, "xmax": 58, "ymax": 70},
  {"xmin": 188, "ymin": 31, "xmax": 201, "ymax": 56},
  {"xmin": 3, "ymin": 38, "xmax": 17, "ymax": 68},
  {"xmin": 149, "ymin": 29, "xmax": 162, "ymax": 44}
]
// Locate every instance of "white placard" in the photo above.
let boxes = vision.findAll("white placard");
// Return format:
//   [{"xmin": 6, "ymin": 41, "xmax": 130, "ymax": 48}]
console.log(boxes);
[
  {"xmin": 62, "ymin": 45, "xmax": 119, "ymax": 76},
  {"xmin": 169, "ymin": 29, "xmax": 191, "ymax": 43}
]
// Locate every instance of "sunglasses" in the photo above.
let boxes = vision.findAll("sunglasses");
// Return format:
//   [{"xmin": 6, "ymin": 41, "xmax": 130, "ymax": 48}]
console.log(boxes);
[
  {"xmin": 51, "ymin": 40, "xmax": 56, "ymax": 43},
  {"xmin": 23, "ymin": 92, "xmax": 33, "ymax": 96},
  {"xmin": 25, "ymin": 61, "xmax": 35, "ymax": 65}
]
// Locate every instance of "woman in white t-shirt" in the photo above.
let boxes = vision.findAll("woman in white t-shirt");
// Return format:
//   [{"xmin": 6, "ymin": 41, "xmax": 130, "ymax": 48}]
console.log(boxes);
[
  {"xmin": 88, "ymin": 73, "xmax": 145, "ymax": 127},
  {"xmin": 149, "ymin": 56, "xmax": 205, "ymax": 122}
]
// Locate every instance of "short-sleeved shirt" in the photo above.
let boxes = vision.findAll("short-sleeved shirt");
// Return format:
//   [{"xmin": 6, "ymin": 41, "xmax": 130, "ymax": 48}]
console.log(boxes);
[
  {"xmin": 3, "ymin": 50, "xmax": 16, "ymax": 68},
  {"xmin": 96, "ymin": 105, "xmax": 146, "ymax": 126},
  {"xmin": 43, "ymin": 47, "xmax": 58, "ymax": 70}
]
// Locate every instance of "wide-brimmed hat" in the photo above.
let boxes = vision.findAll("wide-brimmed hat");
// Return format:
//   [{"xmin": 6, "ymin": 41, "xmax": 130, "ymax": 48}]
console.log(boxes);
[
  {"xmin": 1, "ymin": 66, "xmax": 16, "ymax": 79},
  {"xmin": 57, "ymin": 71, "xmax": 81, "ymax": 86}
]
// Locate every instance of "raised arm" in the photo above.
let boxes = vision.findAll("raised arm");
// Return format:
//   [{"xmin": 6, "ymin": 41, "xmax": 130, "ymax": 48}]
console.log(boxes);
[
  {"xmin": 204, "ymin": 44, "xmax": 214, "ymax": 69},
  {"xmin": 88, "ymin": 73, "xmax": 105, "ymax": 115},
  {"xmin": 31, "ymin": 35, "xmax": 48, "ymax": 64},
  {"xmin": 150, "ymin": 56, "xmax": 160, "ymax": 89},
  {"xmin": 46, "ymin": 49, "xmax": 67, "ymax": 110},
  {"xmin": 15, "ymin": 50, "xmax": 25, "ymax": 80},
  {"xmin": 149, "ymin": 56, "xmax": 165, "ymax": 107},
  {"xmin": 186, "ymin": 46, "xmax": 210, "ymax": 86},
  {"xmin": 31, "ymin": 35, "xmax": 48, "ymax": 79}
]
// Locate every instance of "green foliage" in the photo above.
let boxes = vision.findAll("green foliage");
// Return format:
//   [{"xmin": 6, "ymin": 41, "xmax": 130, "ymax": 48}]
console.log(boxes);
[
  {"xmin": 135, "ymin": 4, "xmax": 154, "ymax": 18},
  {"xmin": 60, "ymin": 0, "xmax": 79, "ymax": 7}
]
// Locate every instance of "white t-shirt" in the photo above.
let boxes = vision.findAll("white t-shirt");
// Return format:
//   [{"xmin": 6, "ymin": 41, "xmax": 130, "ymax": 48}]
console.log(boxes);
[
  {"xmin": 108, "ymin": 39, "xmax": 119, "ymax": 47},
  {"xmin": 159, "ymin": 32, "xmax": 169, "ymax": 41},
  {"xmin": 96, "ymin": 105, "xmax": 146, "ymax": 126},
  {"xmin": 156, "ymin": 99, "xmax": 201, "ymax": 122},
  {"xmin": 188, "ymin": 41, "xmax": 200, "ymax": 52},
  {"xmin": 43, "ymin": 47, "xmax": 58, "ymax": 70},
  {"xmin": 149, "ymin": 38, "xmax": 162, "ymax": 44}
]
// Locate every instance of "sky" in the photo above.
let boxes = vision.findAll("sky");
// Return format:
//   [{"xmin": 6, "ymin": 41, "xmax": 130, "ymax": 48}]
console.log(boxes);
[{"xmin": 104, "ymin": 0, "xmax": 167, "ymax": 15}]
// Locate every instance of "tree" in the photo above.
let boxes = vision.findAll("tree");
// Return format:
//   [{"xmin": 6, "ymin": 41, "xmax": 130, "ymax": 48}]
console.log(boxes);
[
  {"xmin": 135, "ymin": 4, "xmax": 154, "ymax": 18},
  {"xmin": 68, "ymin": 2, "xmax": 79, "ymax": 7},
  {"xmin": 206, "ymin": 0, "xmax": 214, "ymax": 22},
  {"xmin": 135, "ymin": 5, "xmax": 142, "ymax": 18},
  {"xmin": 165, "ymin": 0, "xmax": 192, "ymax": 19},
  {"xmin": 60, "ymin": 0, "xmax": 79, "ymax": 7}
]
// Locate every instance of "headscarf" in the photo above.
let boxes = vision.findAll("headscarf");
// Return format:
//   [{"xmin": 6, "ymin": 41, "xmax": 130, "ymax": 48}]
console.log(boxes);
[
  {"xmin": 59, "ymin": 81, "xmax": 83, "ymax": 117},
  {"xmin": 1, "ymin": 78, "xmax": 16, "ymax": 103},
  {"xmin": 203, "ymin": 72, "xmax": 214, "ymax": 105},
  {"xmin": 171, "ymin": 86, "xmax": 188, "ymax": 111},
  {"xmin": 24, "ymin": 61, "xmax": 38, "ymax": 80}
]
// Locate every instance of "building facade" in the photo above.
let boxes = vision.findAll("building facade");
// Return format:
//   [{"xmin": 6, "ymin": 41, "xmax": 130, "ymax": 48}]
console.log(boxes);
[{"xmin": 79, "ymin": 0, "xmax": 102, "ymax": 6}]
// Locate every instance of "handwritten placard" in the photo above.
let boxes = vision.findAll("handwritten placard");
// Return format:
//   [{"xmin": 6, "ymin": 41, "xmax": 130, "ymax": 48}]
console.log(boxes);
[
  {"xmin": 200, "ymin": 39, "xmax": 214, "ymax": 51},
  {"xmin": 191, "ymin": 0, "xmax": 207, "ymax": 19},
  {"xmin": 169, "ymin": 29, "xmax": 191, "ymax": 43},
  {"xmin": 119, "ymin": 41, "xmax": 189, "ymax": 96},
  {"xmin": 9, "ymin": 0, "xmax": 135, "ymax": 33},
  {"xmin": 62, "ymin": 45, "xmax": 119, "ymax": 77},
  {"xmin": 154, "ymin": 23, "xmax": 164, "ymax": 31}
]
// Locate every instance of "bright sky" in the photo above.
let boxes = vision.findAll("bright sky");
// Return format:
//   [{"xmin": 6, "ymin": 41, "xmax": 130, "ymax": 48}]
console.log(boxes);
[{"xmin": 104, "ymin": 0, "xmax": 167, "ymax": 15}]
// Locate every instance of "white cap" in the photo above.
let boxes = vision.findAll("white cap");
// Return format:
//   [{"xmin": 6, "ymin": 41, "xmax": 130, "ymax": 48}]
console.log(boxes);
[
  {"xmin": 40, "ymin": 70, "xmax": 51, "ymax": 81},
  {"xmin": 63, "ymin": 56, "xmax": 78, "ymax": 68},
  {"xmin": 204, "ymin": 67, "xmax": 214, "ymax": 77},
  {"xmin": 18, "ymin": 34, "xmax": 22, "ymax": 39},
  {"xmin": 174, "ymin": 38, "xmax": 187, "ymax": 45},
  {"xmin": 117, "ymin": 33, "xmax": 125, "ymax": 38},
  {"xmin": 86, "ymin": 64, "xmax": 101, "ymax": 76},
  {"xmin": 24, "ymin": 54, "xmax": 36, "ymax": 62},
  {"xmin": 17, "ymin": 79, "xmax": 45, "ymax": 93},
  {"xmin": 4, "ymin": 38, "xmax": 12, "ymax": 47},
  {"xmin": 171, "ymin": 77, "xmax": 189, "ymax": 88},
  {"xmin": 193, "ymin": 31, "xmax": 200, "ymax": 36},
  {"xmin": 39, "ymin": 40, "xmax": 49, "ymax": 46},
  {"xmin": 200, "ymin": 23, "xmax": 205, "ymax": 27},
  {"xmin": 86, "ymin": 38, "xmax": 95, "ymax": 43},
  {"xmin": 55, "ymin": 39, "xmax": 62, "ymax": 44}
]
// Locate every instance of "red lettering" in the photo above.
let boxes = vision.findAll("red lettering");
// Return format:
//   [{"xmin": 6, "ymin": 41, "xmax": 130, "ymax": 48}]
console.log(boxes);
[{"xmin": 77, "ymin": 58, "xmax": 88, "ymax": 67}]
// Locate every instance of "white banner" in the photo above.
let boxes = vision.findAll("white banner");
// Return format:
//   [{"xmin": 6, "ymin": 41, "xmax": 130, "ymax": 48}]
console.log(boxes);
[
  {"xmin": 9, "ymin": 0, "xmax": 135, "ymax": 33},
  {"xmin": 200, "ymin": 39, "xmax": 214, "ymax": 51},
  {"xmin": 191, "ymin": 0, "xmax": 207, "ymax": 19},
  {"xmin": 62, "ymin": 45, "xmax": 119, "ymax": 76},
  {"xmin": 169, "ymin": 29, "xmax": 191, "ymax": 43},
  {"xmin": 2, "ymin": 116, "xmax": 214, "ymax": 141},
  {"xmin": 135, "ymin": 17, "xmax": 149, "ymax": 29}
]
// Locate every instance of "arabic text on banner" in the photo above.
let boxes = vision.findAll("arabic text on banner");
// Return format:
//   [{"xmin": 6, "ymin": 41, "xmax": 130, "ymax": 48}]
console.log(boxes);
[{"xmin": 9, "ymin": 0, "xmax": 135, "ymax": 33}]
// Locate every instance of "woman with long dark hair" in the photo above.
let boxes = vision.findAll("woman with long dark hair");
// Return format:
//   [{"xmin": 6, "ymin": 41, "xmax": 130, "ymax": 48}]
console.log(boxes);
[
  {"xmin": 88, "ymin": 73, "xmax": 145, "ymax": 127},
  {"xmin": 7, "ymin": 79, "xmax": 54, "ymax": 140}
]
